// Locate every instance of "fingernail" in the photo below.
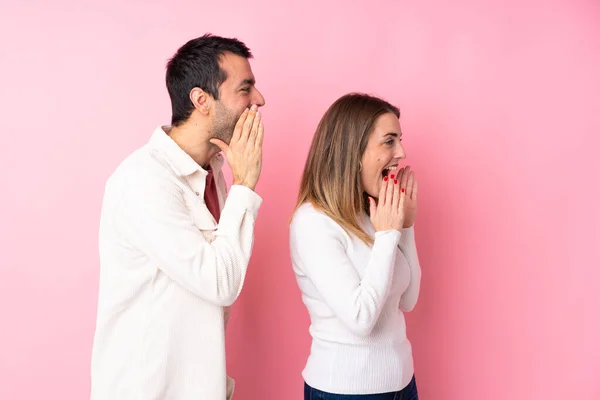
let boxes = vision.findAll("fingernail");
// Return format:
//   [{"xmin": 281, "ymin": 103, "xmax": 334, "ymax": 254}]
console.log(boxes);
[
  {"xmin": 244, "ymin": 108, "xmax": 249, "ymax": 113},
  {"xmin": 401, "ymin": 188, "xmax": 405, "ymax": 192},
  {"xmin": 394, "ymin": 179, "xmax": 398, "ymax": 184},
  {"xmin": 251, "ymin": 104, "xmax": 258, "ymax": 111},
  {"xmin": 384, "ymin": 176, "xmax": 388, "ymax": 181},
  {"xmin": 257, "ymin": 111, "xmax": 261, "ymax": 118},
  {"xmin": 390, "ymin": 174, "xmax": 395, "ymax": 179}
]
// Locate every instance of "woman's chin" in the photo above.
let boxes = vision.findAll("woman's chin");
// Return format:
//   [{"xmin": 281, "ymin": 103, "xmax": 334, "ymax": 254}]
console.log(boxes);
[{"xmin": 364, "ymin": 189, "xmax": 379, "ymax": 199}]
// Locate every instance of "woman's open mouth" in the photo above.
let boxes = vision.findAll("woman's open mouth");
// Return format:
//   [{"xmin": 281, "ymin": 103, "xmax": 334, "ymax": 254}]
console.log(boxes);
[{"xmin": 382, "ymin": 165, "xmax": 398, "ymax": 177}]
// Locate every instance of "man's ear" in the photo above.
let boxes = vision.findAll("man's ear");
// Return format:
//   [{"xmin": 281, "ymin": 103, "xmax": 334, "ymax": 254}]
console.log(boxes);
[{"xmin": 190, "ymin": 87, "xmax": 212, "ymax": 116}]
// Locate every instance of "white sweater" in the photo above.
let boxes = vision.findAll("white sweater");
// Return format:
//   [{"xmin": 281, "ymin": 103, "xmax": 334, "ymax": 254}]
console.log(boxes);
[
  {"xmin": 91, "ymin": 127, "xmax": 262, "ymax": 400},
  {"xmin": 289, "ymin": 203, "xmax": 421, "ymax": 395}
]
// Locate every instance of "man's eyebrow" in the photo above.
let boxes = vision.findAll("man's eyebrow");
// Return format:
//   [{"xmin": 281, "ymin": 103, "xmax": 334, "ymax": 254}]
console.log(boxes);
[{"xmin": 237, "ymin": 78, "xmax": 255, "ymax": 88}]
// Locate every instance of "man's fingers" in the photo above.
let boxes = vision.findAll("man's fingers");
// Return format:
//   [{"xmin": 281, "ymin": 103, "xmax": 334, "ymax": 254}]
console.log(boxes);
[
  {"xmin": 232, "ymin": 108, "xmax": 250, "ymax": 142},
  {"xmin": 240, "ymin": 105, "xmax": 258, "ymax": 143},
  {"xmin": 255, "ymin": 121, "xmax": 264, "ymax": 150},
  {"xmin": 209, "ymin": 138, "xmax": 229, "ymax": 153},
  {"xmin": 249, "ymin": 111, "xmax": 261, "ymax": 143}
]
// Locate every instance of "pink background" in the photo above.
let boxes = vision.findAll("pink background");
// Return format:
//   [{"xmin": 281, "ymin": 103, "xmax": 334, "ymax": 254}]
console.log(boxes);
[{"xmin": 1, "ymin": 0, "xmax": 599, "ymax": 399}]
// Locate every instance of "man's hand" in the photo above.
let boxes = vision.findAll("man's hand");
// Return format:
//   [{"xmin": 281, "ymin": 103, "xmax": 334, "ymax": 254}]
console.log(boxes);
[{"xmin": 210, "ymin": 105, "xmax": 264, "ymax": 191}]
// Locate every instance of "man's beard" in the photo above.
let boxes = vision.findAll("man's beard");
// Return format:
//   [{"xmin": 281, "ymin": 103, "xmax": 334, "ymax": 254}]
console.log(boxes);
[{"xmin": 211, "ymin": 101, "xmax": 242, "ymax": 144}]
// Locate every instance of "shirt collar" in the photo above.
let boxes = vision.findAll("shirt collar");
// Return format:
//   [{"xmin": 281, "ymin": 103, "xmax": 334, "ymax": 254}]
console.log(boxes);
[{"xmin": 148, "ymin": 126, "xmax": 224, "ymax": 177}]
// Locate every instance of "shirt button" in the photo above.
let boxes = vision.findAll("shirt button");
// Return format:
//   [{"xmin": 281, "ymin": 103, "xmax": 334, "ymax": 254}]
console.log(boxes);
[{"xmin": 195, "ymin": 192, "xmax": 199, "ymax": 196}]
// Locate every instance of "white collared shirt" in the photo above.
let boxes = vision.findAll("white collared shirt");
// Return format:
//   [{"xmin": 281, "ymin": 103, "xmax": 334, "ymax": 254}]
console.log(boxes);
[{"xmin": 91, "ymin": 126, "xmax": 262, "ymax": 400}]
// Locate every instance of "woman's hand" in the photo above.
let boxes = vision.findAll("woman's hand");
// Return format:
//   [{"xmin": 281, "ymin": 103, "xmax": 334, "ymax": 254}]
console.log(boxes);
[
  {"xmin": 369, "ymin": 175, "xmax": 406, "ymax": 232},
  {"xmin": 397, "ymin": 166, "xmax": 418, "ymax": 228}
]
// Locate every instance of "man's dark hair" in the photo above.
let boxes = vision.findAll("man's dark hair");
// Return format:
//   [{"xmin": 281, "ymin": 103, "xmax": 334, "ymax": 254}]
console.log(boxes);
[{"xmin": 166, "ymin": 34, "xmax": 252, "ymax": 126}]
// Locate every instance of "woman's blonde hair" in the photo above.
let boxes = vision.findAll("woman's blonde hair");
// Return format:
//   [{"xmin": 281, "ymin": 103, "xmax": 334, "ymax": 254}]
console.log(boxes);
[{"xmin": 294, "ymin": 93, "xmax": 400, "ymax": 245}]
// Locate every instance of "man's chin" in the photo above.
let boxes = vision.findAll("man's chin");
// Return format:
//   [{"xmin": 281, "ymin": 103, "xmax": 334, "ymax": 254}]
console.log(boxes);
[{"xmin": 211, "ymin": 131, "xmax": 233, "ymax": 146}]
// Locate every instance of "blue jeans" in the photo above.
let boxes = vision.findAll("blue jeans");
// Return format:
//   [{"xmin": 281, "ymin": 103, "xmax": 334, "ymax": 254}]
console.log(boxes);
[{"xmin": 304, "ymin": 376, "xmax": 418, "ymax": 400}]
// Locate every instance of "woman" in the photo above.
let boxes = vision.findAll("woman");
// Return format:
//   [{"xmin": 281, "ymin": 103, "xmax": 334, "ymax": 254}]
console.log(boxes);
[{"xmin": 290, "ymin": 93, "xmax": 421, "ymax": 400}]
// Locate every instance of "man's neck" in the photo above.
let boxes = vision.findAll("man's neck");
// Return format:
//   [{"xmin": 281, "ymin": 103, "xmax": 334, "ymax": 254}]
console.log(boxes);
[{"xmin": 166, "ymin": 119, "xmax": 218, "ymax": 169}]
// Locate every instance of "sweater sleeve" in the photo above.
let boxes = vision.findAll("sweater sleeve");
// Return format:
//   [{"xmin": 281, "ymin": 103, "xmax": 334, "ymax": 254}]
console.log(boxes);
[
  {"xmin": 398, "ymin": 226, "xmax": 422, "ymax": 312},
  {"xmin": 114, "ymin": 173, "xmax": 262, "ymax": 307},
  {"xmin": 290, "ymin": 209, "xmax": 401, "ymax": 336}
]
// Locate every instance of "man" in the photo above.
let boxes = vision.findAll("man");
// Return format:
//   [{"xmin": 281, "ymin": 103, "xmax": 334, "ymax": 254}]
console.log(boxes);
[{"xmin": 91, "ymin": 34, "xmax": 266, "ymax": 400}]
